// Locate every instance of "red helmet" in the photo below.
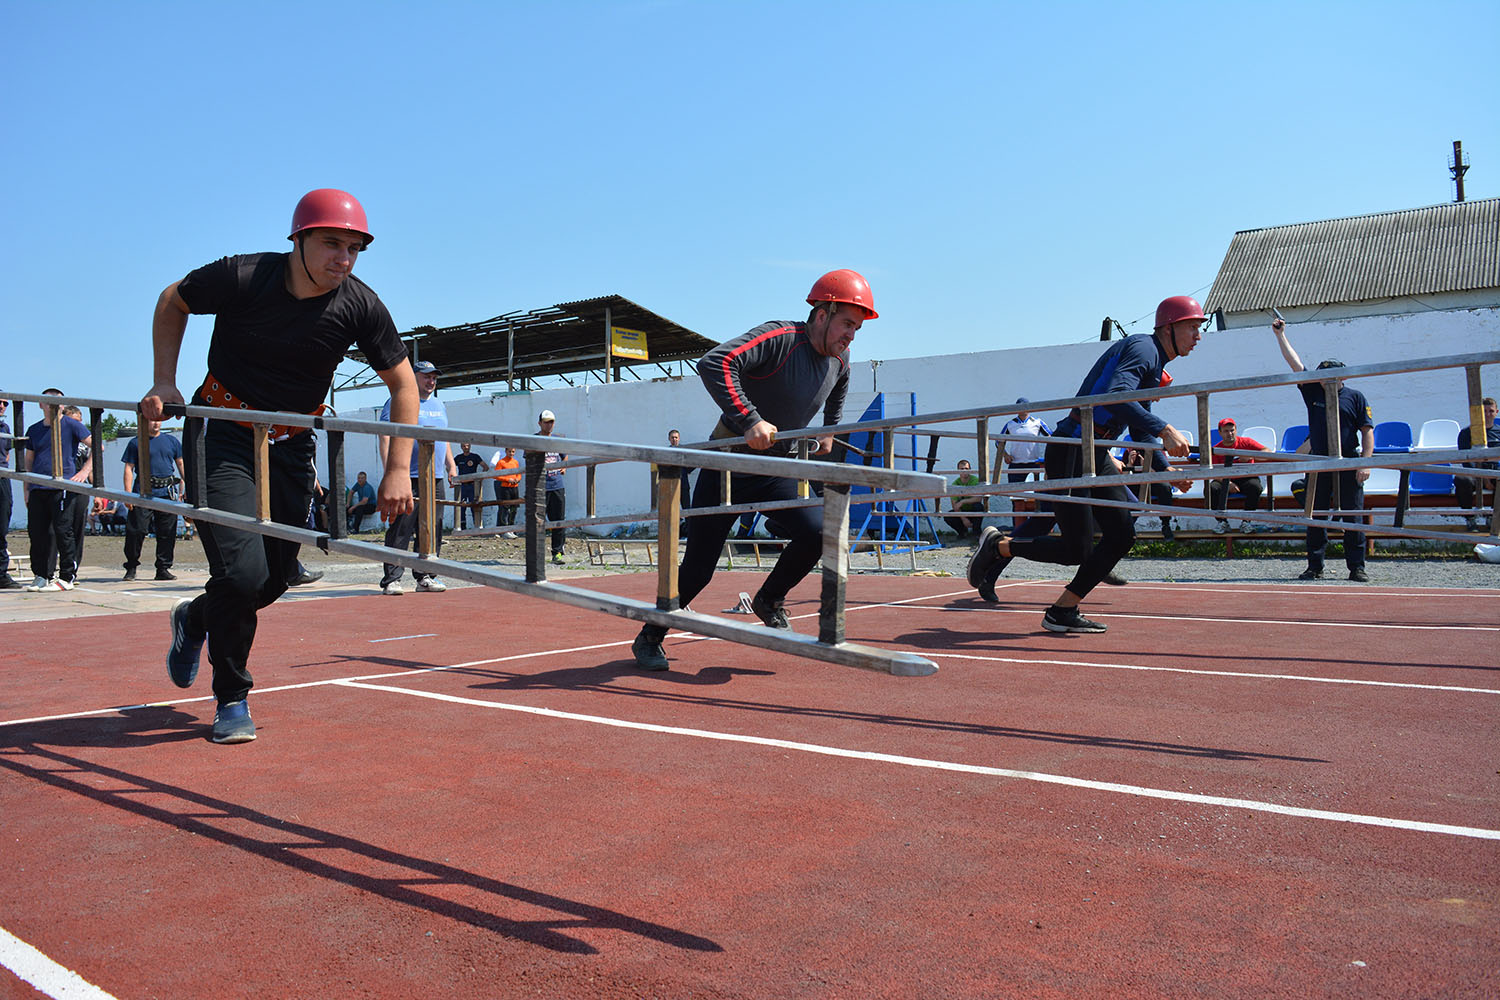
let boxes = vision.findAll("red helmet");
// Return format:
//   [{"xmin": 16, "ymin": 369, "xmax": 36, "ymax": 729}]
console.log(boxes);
[
  {"xmin": 1154, "ymin": 295, "xmax": 1206, "ymax": 330},
  {"xmin": 1158, "ymin": 370, "xmax": 1174, "ymax": 388},
  {"xmin": 807, "ymin": 269, "xmax": 878, "ymax": 319},
  {"xmin": 289, "ymin": 189, "xmax": 373, "ymax": 246}
]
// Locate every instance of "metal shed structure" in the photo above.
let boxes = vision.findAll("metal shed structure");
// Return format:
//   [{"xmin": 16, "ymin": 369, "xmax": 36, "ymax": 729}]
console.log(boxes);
[
  {"xmin": 1205, "ymin": 197, "xmax": 1500, "ymax": 329},
  {"xmin": 337, "ymin": 294, "xmax": 716, "ymax": 396}
]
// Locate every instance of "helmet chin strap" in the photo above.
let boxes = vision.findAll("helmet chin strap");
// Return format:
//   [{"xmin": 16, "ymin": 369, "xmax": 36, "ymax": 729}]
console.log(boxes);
[{"xmin": 298, "ymin": 236, "xmax": 318, "ymax": 289}]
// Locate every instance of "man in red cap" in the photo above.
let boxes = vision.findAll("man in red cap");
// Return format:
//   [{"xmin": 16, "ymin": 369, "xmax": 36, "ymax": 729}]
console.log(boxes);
[
  {"xmin": 630, "ymin": 269, "xmax": 874, "ymax": 670},
  {"xmin": 141, "ymin": 188, "xmax": 418, "ymax": 743},
  {"xmin": 1209, "ymin": 417, "xmax": 1269, "ymax": 532},
  {"xmin": 967, "ymin": 295, "xmax": 1203, "ymax": 633}
]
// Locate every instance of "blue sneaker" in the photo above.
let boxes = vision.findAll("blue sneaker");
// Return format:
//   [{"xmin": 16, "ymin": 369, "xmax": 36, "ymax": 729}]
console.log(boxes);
[
  {"xmin": 211, "ymin": 700, "xmax": 256, "ymax": 744},
  {"xmin": 167, "ymin": 598, "xmax": 205, "ymax": 689}
]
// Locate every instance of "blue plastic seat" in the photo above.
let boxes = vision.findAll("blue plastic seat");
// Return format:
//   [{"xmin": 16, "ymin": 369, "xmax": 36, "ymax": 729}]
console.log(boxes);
[
  {"xmin": 1373, "ymin": 421, "xmax": 1413, "ymax": 453},
  {"xmin": 1409, "ymin": 470, "xmax": 1455, "ymax": 495},
  {"xmin": 1280, "ymin": 425, "xmax": 1309, "ymax": 453}
]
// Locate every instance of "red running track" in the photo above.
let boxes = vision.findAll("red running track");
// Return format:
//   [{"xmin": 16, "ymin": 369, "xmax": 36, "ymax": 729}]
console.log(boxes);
[{"xmin": 2, "ymin": 572, "xmax": 1497, "ymax": 999}]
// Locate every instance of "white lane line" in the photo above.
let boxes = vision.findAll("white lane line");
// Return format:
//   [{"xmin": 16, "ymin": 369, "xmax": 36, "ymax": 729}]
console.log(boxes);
[
  {"xmin": 928, "ymin": 652, "xmax": 1500, "ymax": 694},
  {"xmin": 336, "ymin": 679, "xmax": 1500, "ymax": 842},
  {"xmin": 887, "ymin": 602, "xmax": 1500, "ymax": 631},
  {"xmin": 367, "ymin": 633, "xmax": 438, "ymax": 643},
  {"xmin": 0, "ymin": 925, "xmax": 118, "ymax": 999}
]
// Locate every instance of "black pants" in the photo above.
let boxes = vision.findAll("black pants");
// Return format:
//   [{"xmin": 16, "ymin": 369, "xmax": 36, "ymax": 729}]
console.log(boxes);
[
  {"xmin": 1209, "ymin": 475, "xmax": 1264, "ymax": 514},
  {"xmin": 382, "ymin": 477, "xmax": 445, "ymax": 584},
  {"xmin": 1457, "ymin": 469, "xmax": 1494, "ymax": 512},
  {"xmin": 641, "ymin": 469, "xmax": 824, "ymax": 642},
  {"xmin": 0, "ymin": 478, "xmax": 11, "ymax": 572},
  {"xmin": 1307, "ymin": 470, "xmax": 1365, "ymax": 572},
  {"xmin": 182, "ymin": 421, "xmax": 314, "ymax": 706},
  {"xmin": 944, "ymin": 503, "xmax": 985, "ymax": 537},
  {"xmin": 1007, "ymin": 440, "xmax": 1135, "ymax": 600},
  {"xmin": 546, "ymin": 488, "xmax": 566, "ymax": 554},
  {"xmin": 494, "ymin": 481, "xmax": 519, "ymax": 526},
  {"xmin": 27, "ymin": 489, "xmax": 82, "ymax": 583},
  {"xmin": 346, "ymin": 501, "xmax": 377, "ymax": 532},
  {"xmin": 124, "ymin": 502, "xmax": 178, "ymax": 571}
]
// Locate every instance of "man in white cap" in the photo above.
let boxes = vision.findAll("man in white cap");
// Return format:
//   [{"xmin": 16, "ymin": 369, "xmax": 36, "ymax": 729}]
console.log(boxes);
[
  {"xmin": 536, "ymin": 410, "xmax": 567, "ymax": 563},
  {"xmin": 377, "ymin": 359, "xmax": 457, "ymax": 594}
]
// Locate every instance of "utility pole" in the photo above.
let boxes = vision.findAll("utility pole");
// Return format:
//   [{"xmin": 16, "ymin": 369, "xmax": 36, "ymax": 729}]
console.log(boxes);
[{"xmin": 1450, "ymin": 140, "xmax": 1470, "ymax": 202}]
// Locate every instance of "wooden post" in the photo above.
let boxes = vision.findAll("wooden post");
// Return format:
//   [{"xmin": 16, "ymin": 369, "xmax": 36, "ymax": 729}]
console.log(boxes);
[
  {"xmin": 1322, "ymin": 379, "xmax": 1342, "ymax": 515},
  {"xmin": 253, "ymin": 425, "xmax": 271, "ymax": 522},
  {"xmin": 1196, "ymin": 393, "xmax": 1211, "ymax": 470},
  {"xmin": 798, "ymin": 438, "xmax": 812, "ymax": 499},
  {"xmin": 417, "ymin": 440, "xmax": 435, "ymax": 556},
  {"xmin": 819, "ymin": 484, "xmax": 852, "ymax": 646},
  {"xmin": 586, "ymin": 463, "xmax": 597, "ymax": 518},
  {"xmin": 976, "ymin": 417, "xmax": 990, "ymax": 483},
  {"xmin": 655, "ymin": 467, "xmax": 682, "ymax": 611},
  {"xmin": 1081, "ymin": 418, "xmax": 1096, "ymax": 477},
  {"xmin": 327, "ymin": 429, "xmax": 346, "ymax": 540}
]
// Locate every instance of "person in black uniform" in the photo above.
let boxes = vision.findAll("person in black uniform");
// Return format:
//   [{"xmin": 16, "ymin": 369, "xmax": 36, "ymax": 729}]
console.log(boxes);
[
  {"xmin": 141, "ymin": 188, "xmax": 418, "ymax": 743},
  {"xmin": 1272, "ymin": 316, "xmax": 1375, "ymax": 582},
  {"xmin": 631, "ymin": 269, "xmax": 877, "ymax": 670},
  {"xmin": 967, "ymin": 295, "xmax": 1204, "ymax": 633}
]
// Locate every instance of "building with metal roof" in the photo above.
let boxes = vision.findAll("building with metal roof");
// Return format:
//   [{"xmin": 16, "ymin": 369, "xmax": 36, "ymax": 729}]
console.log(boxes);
[
  {"xmin": 1204, "ymin": 197, "xmax": 1500, "ymax": 329},
  {"xmin": 337, "ymin": 294, "xmax": 716, "ymax": 398}
]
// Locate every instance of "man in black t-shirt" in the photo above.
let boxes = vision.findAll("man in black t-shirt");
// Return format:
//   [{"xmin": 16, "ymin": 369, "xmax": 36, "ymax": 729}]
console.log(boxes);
[
  {"xmin": 141, "ymin": 188, "xmax": 419, "ymax": 744},
  {"xmin": 453, "ymin": 443, "xmax": 488, "ymax": 529},
  {"xmin": 1273, "ymin": 317, "xmax": 1375, "ymax": 581}
]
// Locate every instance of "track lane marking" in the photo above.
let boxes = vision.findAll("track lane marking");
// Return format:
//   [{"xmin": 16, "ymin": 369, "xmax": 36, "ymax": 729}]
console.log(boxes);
[
  {"xmin": 335, "ymin": 679, "xmax": 1500, "ymax": 842},
  {"xmin": 0, "ymin": 925, "xmax": 118, "ymax": 999}
]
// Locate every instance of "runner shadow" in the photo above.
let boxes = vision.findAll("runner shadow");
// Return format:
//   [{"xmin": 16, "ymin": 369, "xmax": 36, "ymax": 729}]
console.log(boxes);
[
  {"xmin": 0, "ymin": 705, "xmax": 205, "ymax": 749},
  {"xmin": 0, "ymin": 744, "xmax": 722, "ymax": 956},
  {"xmin": 472, "ymin": 661, "xmax": 775, "ymax": 690}
]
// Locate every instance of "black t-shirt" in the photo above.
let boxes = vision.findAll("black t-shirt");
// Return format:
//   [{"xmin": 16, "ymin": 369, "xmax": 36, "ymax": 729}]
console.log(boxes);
[
  {"xmin": 454, "ymin": 452, "xmax": 484, "ymax": 477},
  {"xmin": 177, "ymin": 252, "xmax": 406, "ymax": 413},
  {"xmin": 1299, "ymin": 381, "xmax": 1373, "ymax": 457}
]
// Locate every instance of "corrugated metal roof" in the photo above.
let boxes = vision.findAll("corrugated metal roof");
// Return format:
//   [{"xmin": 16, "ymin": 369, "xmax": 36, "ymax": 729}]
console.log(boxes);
[{"xmin": 1203, "ymin": 197, "xmax": 1500, "ymax": 313}]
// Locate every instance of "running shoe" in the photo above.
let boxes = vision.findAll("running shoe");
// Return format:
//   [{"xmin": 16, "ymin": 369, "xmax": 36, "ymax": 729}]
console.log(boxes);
[
  {"xmin": 1297, "ymin": 568, "xmax": 1324, "ymax": 581},
  {"xmin": 416, "ymin": 576, "xmax": 447, "ymax": 592},
  {"xmin": 967, "ymin": 526, "xmax": 1003, "ymax": 589},
  {"xmin": 167, "ymin": 598, "xmax": 205, "ymax": 688},
  {"xmin": 1348, "ymin": 568, "xmax": 1369, "ymax": 582},
  {"xmin": 1102, "ymin": 571, "xmax": 1128, "ymax": 586},
  {"xmin": 211, "ymin": 700, "xmax": 256, "ymax": 744},
  {"xmin": 632, "ymin": 629, "xmax": 669, "ymax": 671},
  {"xmin": 380, "ymin": 580, "xmax": 405, "ymax": 595},
  {"xmin": 751, "ymin": 592, "xmax": 790, "ymax": 629},
  {"xmin": 1042, "ymin": 605, "xmax": 1107, "ymax": 633}
]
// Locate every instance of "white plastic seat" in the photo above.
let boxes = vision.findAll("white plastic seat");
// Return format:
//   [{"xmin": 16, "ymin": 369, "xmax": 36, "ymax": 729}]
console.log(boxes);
[
  {"xmin": 1415, "ymin": 419, "xmax": 1460, "ymax": 451},
  {"xmin": 1240, "ymin": 426, "xmax": 1276, "ymax": 450},
  {"xmin": 1363, "ymin": 467, "xmax": 1401, "ymax": 496}
]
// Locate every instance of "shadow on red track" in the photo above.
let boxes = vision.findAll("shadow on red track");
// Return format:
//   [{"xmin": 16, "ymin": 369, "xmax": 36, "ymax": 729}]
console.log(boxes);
[{"xmin": 0, "ymin": 709, "xmax": 722, "ymax": 957}]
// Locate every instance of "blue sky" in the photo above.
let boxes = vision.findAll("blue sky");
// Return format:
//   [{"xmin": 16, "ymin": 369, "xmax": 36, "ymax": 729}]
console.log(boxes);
[{"xmin": 3, "ymin": 0, "xmax": 1496, "ymax": 413}]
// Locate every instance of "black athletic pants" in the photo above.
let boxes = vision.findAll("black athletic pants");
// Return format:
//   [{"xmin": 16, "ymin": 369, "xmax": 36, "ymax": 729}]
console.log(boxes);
[
  {"xmin": 181, "ymin": 421, "xmax": 314, "ymax": 706},
  {"xmin": 1006, "ymin": 438, "xmax": 1135, "ymax": 600},
  {"xmin": 124, "ymin": 503, "xmax": 178, "ymax": 571},
  {"xmin": 546, "ymin": 488, "xmax": 566, "ymax": 554},
  {"xmin": 381, "ymin": 477, "xmax": 445, "ymax": 584},
  {"xmin": 640, "ymin": 469, "xmax": 823, "ymax": 642},
  {"xmin": 27, "ymin": 489, "xmax": 82, "ymax": 583},
  {"xmin": 1306, "ymin": 470, "xmax": 1365, "ymax": 572}
]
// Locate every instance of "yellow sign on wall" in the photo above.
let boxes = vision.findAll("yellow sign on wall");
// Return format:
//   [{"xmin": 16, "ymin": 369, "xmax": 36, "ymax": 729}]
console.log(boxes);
[{"xmin": 611, "ymin": 326, "xmax": 649, "ymax": 361}]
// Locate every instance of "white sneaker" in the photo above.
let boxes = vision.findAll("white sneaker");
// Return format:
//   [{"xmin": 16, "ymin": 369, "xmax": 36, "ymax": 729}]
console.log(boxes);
[
  {"xmin": 501, "ymin": 532, "xmax": 517, "ymax": 539},
  {"xmin": 1213, "ymin": 521, "xmax": 1228, "ymax": 534},
  {"xmin": 381, "ymin": 581, "xmax": 405, "ymax": 595},
  {"xmin": 53, "ymin": 578, "xmax": 76, "ymax": 591},
  {"xmin": 416, "ymin": 577, "xmax": 447, "ymax": 593},
  {"xmin": 1238, "ymin": 520, "xmax": 1255, "ymax": 532},
  {"xmin": 23, "ymin": 576, "xmax": 49, "ymax": 592}
]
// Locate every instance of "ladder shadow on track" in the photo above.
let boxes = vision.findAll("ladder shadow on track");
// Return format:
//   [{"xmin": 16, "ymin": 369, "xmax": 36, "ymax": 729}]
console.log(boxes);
[{"xmin": 0, "ymin": 736, "xmax": 724, "ymax": 956}]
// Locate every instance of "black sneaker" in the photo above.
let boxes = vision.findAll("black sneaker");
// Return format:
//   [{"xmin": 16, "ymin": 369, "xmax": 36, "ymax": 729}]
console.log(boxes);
[
  {"xmin": 287, "ymin": 566, "xmax": 323, "ymax": 587},
  {"xmin": 122, "ymin": 567, "xmax": 137, "ymax": 582},
  {"xmin": 976, "ymin": 556, "xmax": 1013, "ymax": 603},
  {"xmin": 1160, "ymin": 519, "xmax": 1175, "ymax": 541},
  {"xmin": 211, "ymin": 699, "xmax": 256, "ymax": 744},
  {"xmin": 632, "ymin": 629, "xmax": 669, "ymax": 671},
  {"xmin": 751, "ymin": 592, "xmax": 790, "ymax": 629},
  {"xmin": 1102, "ymin": 571, "xmax": 1128, "ymax": 586},
  {"xmin": 1298, "ymin": 568, "xmax": 1324, "ymax": 581},
  {"xmin": 1348, "ymin": 568, "xmax": 1369, "ymax": 582},
  {"xmin": 1042, "ymin": 605, "xmax": 1107, "ymax": 633},
  {"xmin": 967, "ymin": 526, "xmax": 1003, "ymax": 589},
  {"xmin": 0, "ymin": 574, "xmax": 20, "ymax": 590},
  {"xmin": 167, "ymin": 598, "xmax": 205, "ymax": 688},
  {"xmin": 155, "ymin": 568, "xmax": 177, "ymax": 581}
]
